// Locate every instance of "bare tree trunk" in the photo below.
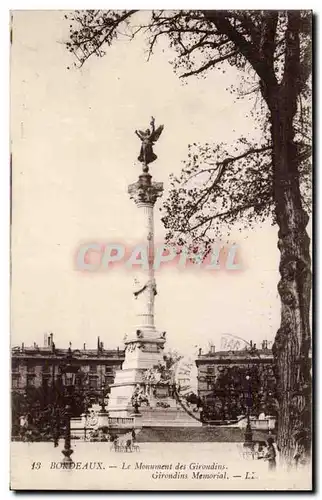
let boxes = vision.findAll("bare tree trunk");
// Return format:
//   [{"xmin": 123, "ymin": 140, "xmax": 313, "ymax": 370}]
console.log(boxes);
[{"xmin": 269, "ymin": 91, "xmax": 311, "ymax": 465}]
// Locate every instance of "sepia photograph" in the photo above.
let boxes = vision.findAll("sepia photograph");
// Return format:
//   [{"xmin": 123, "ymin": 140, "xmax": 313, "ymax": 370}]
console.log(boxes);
[{"xmin": 10, "ymin": 9, "xmax": 312, "ymax": 491}]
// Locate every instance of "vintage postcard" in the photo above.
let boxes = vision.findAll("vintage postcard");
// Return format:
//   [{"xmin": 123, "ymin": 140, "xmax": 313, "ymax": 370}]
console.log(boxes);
[{"xmin": 10, "ymin": 10, "xmax": 312, "ymax": 491}]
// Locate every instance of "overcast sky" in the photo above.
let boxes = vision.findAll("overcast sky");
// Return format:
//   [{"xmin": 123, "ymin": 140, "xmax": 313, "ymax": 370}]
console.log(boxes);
[{"xmin": 11, "ymin": 10, "xmax": 286, "ymax": 356}]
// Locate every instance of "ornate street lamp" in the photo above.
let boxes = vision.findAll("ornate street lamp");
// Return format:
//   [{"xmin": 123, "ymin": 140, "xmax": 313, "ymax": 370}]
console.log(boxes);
[
  {"xmin": 100, "ymin": 384, "xmax": 107, "ymax": 413},
  {"xmin": 244, "ymin": 374, "xmax": 253, "ymax": 447},
  {"xmin": 60, "ymin": 348, "xmax": 80, "ymax": 466}
]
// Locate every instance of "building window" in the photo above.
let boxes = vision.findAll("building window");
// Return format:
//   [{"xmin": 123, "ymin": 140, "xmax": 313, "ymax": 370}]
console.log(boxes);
[
  {"xmin": 42, "ymin": 364, "xmax": 51, "ymax": 373},
  {"xmin": 89, "ymin": 365, "xmax": 97, "ymax": 374},
  {"xmin": 12, "ymin": 375, "xmax": 19, "ymax": 388},
  {"xmin": 27, "ymin": 364, "xmax": 35, "ymax": 373},
  {"xmin": 105, "ymin": 375, "xmax": 114, "ymax": 385},
  {"xmin": 12, "ymin": 360, "xmax": 19, "ymax": 373},
  {"xmin": 89, "ymin": 377, "xmax": 97, "ymax": 389},
  {"xmin": 207, "ymin": 378, "xmax": 213, "ymax": 390},
  {"xmin": 42, "ymin": 375, "xmax": 51, "ymax": 387},
  {"xmin": 27, "ymin": 375, "xmax": 35, "ymax": 387}
]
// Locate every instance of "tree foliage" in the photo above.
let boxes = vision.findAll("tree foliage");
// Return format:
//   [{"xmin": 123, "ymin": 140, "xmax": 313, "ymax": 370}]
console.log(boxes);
[
  {"xmin": 11, "ymin": 369, "xmax": 97, "ymax": 440},
  {"xmin": 65, "ymin": 10, "xmax": 311, "ymax": 249},
  {"xmin": 201, "ymin": 363, "xmax": 277, "ymax": 422}
]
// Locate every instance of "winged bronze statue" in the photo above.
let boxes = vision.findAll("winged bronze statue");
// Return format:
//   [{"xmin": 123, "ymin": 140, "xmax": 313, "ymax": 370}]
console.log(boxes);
[{"xmin": 135, "ymin": 117, "xmax": 164, "ymax": 166}]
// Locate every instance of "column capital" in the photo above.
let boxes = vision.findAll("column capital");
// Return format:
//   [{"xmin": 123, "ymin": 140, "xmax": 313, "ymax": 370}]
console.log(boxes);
[{"xmin": 128, "ymin": 174, "xmax": 163, "ymax": 207}]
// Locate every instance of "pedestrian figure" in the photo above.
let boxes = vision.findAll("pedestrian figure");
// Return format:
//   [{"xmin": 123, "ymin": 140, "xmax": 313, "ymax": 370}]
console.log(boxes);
[
  {"xmin": 293, "ymin": 438, "xmax": 306, "ymax": 468},
  {"xmin": 53, "ymin": 430, "xmax": 59, "ymax": 448},
  {"xmin": 126, "ymin": 438, "xmax": 132, "ymax": 452},
  {"xmin": 112, "ymin": 435, "xmax": 119, "ymax": 451},
  {"xmin": 255, "ymin": 441, "xmax": 266, "ymax": 459},
  {"xmin": 293, "ymin": 430, "xmax": 308, "ymax": 468},
  {"xmin": 264, "ymin": 437, "xmax": 276, "ymax": 470}
]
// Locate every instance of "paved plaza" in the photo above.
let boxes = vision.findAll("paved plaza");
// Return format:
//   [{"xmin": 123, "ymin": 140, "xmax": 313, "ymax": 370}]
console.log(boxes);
[{"xmin": 11, "ymin": 441, "xmax": 311, "ymax": 490}]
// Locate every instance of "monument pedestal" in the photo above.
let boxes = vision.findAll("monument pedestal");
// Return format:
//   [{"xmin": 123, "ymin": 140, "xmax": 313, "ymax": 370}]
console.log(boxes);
[
  {"xmin": 134, "ymin": 407, "xmax": 201, "ymax": 427},
  {"xmin": 107, "ymin": 330, "xmax": 166, "ymax": 418},
  {"xmin": 108, "ymin": 357, "xmax": 201, "ymax": 427}
]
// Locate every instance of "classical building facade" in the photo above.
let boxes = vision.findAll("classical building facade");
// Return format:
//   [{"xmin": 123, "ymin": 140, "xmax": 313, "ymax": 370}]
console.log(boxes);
[
  {"xmin": 196, "ymin": 340, "xmax": 274, "ymax": 399},
  {"xmin": 195, "ymin": 340, "xmax": 277, "ymax": 422},
  {"xmin": 11, "ymin": 333, "xmax": 125, "ymax": 399}
]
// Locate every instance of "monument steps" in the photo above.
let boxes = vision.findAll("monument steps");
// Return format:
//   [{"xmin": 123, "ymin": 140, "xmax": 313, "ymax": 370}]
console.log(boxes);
[{"xmin": 136, "ymin": 426, "xmax": 273, "ymax": 443}]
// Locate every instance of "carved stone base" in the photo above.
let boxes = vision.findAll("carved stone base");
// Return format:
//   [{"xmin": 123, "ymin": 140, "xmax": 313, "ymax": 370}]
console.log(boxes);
[{"xmin": 130, "ymin": 407, "xmax": 201, "ymax": 428}]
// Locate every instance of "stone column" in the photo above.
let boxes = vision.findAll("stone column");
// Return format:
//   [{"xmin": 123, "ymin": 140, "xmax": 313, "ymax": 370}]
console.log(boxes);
[
  {"xmin": 128, "ymin": 173, "xmax": 164, "ymax": 337},
  {"xmin": 107, "ymin": 172, "xmax": 165, "ymax": 416}
]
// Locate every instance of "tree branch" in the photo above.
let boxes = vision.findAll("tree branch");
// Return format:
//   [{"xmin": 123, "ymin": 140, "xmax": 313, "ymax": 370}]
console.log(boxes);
[
  {"xmin": 202, "ymin": 11, "xmax": 278, "ymax": 88},
  {"xmin": 180, "ymin": 50, "xmax": 238, "ymax": 78},
  {"xmin": 237, "ymin": 12, "xmax": 261, "ymax": 46},
  {"xmin": 189, "ymin": 201, "xmax": 270, "ymax": 232},
  {"xmin": 68, "ymin": 10, "xmax": 138, "ymax": 66},
  {"xmin": 259, "ymin": 11, "xmax": 279, "ymax": 74},
  {"xmin": 297, "ymin": 42, "xmax": 312, "ymax": 94},
  {"xmin": 183, "ymin": 167, "xmax": 218, "ymax": 185},
  {"xmin": 180, "ymin": 36, "xmax": 230, "ymax": 57},
  {"xmin": 222, "ymin": 145, "xmax": 272, "ymax": 164}
]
